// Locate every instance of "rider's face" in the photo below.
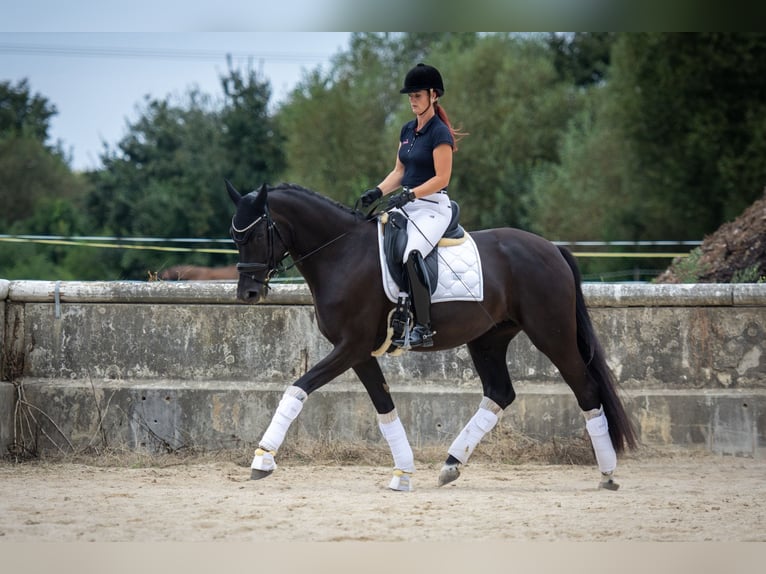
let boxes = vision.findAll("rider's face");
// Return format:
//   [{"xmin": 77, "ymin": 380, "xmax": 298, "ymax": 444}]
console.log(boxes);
[{"xmin": 407, "ymin": 90, "xmax": 434, "ymax": 114}]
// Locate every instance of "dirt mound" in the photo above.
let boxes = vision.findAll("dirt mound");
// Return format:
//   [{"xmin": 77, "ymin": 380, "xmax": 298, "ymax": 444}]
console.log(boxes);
[{"xmin": 655, "ymin": 190, "xmax": 766, "ymax": 283}]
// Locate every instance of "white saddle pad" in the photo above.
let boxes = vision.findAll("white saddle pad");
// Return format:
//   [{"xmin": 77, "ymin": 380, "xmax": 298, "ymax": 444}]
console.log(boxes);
[{"xmin": 377, "ymin": 221, "xmax": 484, "ymax": 304}]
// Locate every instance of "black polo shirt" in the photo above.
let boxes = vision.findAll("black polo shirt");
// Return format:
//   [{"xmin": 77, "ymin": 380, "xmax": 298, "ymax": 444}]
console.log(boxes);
[{"xmin": 398, "ymin": 114, "xmax": 454, "ymax": 189}]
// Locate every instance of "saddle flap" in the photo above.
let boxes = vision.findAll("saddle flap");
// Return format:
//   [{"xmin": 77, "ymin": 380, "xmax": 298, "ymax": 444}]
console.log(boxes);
[{"xmin": 382, "ymin": 212, "xmax": 438, "ymax": 294}]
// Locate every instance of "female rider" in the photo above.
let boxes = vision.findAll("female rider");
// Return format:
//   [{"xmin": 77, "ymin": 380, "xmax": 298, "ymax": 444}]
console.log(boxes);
[{"xmin": 360, "ymin": 63, "xmax": 463, "ymax": 348}]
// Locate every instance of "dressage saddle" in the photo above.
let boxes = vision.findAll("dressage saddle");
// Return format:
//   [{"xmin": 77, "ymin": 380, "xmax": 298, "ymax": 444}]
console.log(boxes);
[{"xmin": 382, "ymin": 200, "xmax": 465, "ymax": 293}]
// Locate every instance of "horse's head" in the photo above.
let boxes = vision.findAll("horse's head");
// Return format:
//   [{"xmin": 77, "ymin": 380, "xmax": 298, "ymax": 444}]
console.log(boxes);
[{"xmin": 227, "ymin": 180, "xmax": 289, "ymax": 303}]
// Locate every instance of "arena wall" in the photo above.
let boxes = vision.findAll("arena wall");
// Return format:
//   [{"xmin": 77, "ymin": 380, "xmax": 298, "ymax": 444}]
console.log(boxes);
[{"xmin": 1, "ymin": 279, "xmax": 764, "ymax": 458}]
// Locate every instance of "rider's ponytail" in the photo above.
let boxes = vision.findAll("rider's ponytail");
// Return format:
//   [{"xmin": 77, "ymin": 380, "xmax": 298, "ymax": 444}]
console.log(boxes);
[{"xmin": 435, "ymin": 103, "xmax": 467, "ymax": 152}]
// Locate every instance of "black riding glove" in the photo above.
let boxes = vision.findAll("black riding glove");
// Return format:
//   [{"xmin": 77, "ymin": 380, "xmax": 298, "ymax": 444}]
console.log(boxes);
[
  {"xmin": 385, "ymin": 189, "xmax": 416, "ymax": 211},
  {"xmin": 360, "ymin": 187, "xmax": 383, "ymax": 208}
]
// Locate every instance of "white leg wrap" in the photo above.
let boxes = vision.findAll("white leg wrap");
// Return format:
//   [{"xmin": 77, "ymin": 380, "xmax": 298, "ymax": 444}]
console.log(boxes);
[
  {"xmin": 259, "ymin": 386, "xmax": 308, "ymax": 453},
  {"xmin": 584, "ymin": 407, "xmax": 617, "ymax": 474},
  {"xmin": 447, "ymin": 397, "xmax": 501, "ymax": 464},
  {"xmin": 378, "ymin": 410, "xmax": 415, "ymax": 473}
]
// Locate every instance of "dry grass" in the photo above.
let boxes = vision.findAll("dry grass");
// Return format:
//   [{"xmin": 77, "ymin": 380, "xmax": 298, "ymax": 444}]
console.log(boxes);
[{"xmin": 4, "ymin": 426, "xmax": 694, "ymax": 470}]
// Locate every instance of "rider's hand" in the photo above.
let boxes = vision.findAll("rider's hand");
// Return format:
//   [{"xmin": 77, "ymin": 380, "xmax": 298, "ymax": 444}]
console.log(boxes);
[
  {"xmin": 360, "ymin": 187, "xmax": 382, "ymax": 208},
  {"xmin": 385, "ymin": 189, "xmax": 416, "ymax": 211}
]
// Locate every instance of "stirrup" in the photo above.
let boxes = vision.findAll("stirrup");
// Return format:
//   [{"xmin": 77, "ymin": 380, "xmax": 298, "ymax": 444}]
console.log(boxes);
[
  {"xmin": 390, "ymin": 296, "xmax": 411, "ymax": 342},
  {"xmin": 395, "ymin": 324, "xmax": 433, "ymax": 348}
]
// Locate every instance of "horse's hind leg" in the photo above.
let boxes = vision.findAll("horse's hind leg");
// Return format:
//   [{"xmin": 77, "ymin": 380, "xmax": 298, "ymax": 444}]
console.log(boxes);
[
  {"xmin": 354, "ymin": 357, "xmax": 415, "ymax": 492},
  {"xmin": 439, "ymin": 326, "xmax": 519, "ymax": 487},
  {"xmin": 523, "ymin": 314, "xmax": 620, "ymax": 490}
]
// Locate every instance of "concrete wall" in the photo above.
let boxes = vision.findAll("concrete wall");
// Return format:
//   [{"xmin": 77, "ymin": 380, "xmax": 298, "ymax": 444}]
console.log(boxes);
[{"xmin": 1, "ymin": 280, "xmax": 765, "ymax": 457}]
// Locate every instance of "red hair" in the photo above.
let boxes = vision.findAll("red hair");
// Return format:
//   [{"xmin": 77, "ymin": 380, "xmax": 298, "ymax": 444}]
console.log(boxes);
[{"xmin": 435, "ymin": 102, "xmax": 466, "ymax": 152}]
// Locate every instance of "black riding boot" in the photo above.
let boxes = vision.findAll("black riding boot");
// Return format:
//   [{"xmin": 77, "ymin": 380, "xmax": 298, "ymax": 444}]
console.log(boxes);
[{"xmin": 393, "ymin": 251, "xmax": 434, "ymax": 348}]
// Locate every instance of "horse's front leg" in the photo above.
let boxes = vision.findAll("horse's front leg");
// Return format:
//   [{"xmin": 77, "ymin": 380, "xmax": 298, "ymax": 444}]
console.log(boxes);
[
  {"xmin": 353, "ymin": 358, "xmax": 415, "ymax": 492},
  {"xmin": 250, "ymin": 345, "xmax": 356, "ymax": 480}
]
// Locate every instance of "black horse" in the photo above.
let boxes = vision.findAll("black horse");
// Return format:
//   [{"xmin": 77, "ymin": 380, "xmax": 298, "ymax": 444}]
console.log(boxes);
[{"xmin": 227, "ymin": 181, "xmax": 637, "ymax": 491}]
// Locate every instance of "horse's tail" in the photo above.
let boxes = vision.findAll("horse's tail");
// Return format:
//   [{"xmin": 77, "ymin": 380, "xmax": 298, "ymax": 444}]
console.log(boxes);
[{"xmin": 558, "ymin": 246, "xmax": 638, "ymax": 452}]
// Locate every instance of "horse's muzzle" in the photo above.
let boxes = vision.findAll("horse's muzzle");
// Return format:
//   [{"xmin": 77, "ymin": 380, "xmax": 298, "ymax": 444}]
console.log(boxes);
[{"xmin": 236, "ymin": 279, "xmax": 269, "ymax": 304}]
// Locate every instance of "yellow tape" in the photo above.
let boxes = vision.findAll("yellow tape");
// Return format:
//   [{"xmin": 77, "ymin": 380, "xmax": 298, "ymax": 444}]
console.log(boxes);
[
  {"xmin": 571, "ymin": 252, "xmax": 689, "ymax": 259},
  {"xmin": 0, "ymin": 236, "xmax": 237, "ymax": 255},
  {"xmin": 0, "ymin": 237, "xmax": 689, "ymax": 259}
]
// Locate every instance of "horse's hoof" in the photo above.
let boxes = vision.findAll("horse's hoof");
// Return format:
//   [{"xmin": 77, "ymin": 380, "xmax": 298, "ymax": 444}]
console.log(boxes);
[
  {"xmin": 599, "ymin": 473, "xmax": 620, "ymax": 491},
  {"xmin": 438, "ymin": 464, "xmax": 460, "ymax": 487},
  {"xmin": 388, "ymin": 470, "xmax": 413, "ymax": 492},
  {"xmin": 250, "ymin": 468, "xmax": 274, "ymax": 480}
]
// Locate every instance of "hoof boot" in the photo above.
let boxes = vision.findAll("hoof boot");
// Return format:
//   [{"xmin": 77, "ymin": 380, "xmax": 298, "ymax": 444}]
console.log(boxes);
[
  {"xmin": 250, "ymin": 448, "xmax": 277, "ymax": 480},
  {"xmin": 388, "ymin": 469, "xmax": 413, "ymax": 492}
]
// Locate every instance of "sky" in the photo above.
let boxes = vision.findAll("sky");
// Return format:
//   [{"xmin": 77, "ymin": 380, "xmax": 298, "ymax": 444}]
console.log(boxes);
[{"xmin": 1, "ymin": 32, "xmax": 352, "ymax": 171}]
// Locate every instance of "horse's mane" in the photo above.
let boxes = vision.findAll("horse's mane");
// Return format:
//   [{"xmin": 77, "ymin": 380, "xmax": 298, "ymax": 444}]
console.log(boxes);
[{"xmin": 267, "ymin": 183, "xmax": 361, "ymax": 219}]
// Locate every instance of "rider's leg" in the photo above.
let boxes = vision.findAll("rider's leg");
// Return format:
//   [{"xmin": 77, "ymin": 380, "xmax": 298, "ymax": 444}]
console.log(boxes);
[
  {"xmin": 392, "ymin": 250, "xmax": 433, "ymax": 348},
  {"xmin": 391, "ymin": 197, "xmax": 450, "ymax": 348}
]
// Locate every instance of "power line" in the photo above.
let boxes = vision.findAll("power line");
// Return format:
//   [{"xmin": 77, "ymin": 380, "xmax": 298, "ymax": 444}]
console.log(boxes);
[{"xmin": 0, "ymin": 43, "xmax": 331, "ymax": 64}]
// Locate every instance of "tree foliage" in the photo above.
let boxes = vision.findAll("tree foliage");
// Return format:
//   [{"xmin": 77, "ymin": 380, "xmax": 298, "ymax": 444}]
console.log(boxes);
[
  {"xmin": 444, "ymin": 33, "xmax": 583, "ymax": 230},
  {"xmin": 0, "ymin": 79, "xmax": 57, "ymax": 142},
  {"xmin": 4, "ymin": 33, "xmax": 766, "ymax": 282},
  {"xmin": 84, "ymin": 64, "xmax": 285, "ymax": 278},
  {"xmin": 0, "ymin": 80, "xmax": 89, "ymax": 228},
  {"xmin": 609, "ymin": 33, "xmax": 766, "ymax": 239}
]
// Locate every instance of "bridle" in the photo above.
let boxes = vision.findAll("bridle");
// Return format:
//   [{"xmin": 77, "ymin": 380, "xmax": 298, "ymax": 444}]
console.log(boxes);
[
  {"xmin": 230, "ymin": 200, "xmax": 351, "ymax": 286},
  {"xmin": 230, "ymin": 204, "xmax": 289, "ymax": 286}
]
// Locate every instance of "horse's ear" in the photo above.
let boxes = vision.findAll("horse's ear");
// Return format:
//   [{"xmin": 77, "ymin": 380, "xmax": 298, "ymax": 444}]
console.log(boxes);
[
  {"xmin": 253, "ymin": 183, "xmax": 268, "ymax": 213},
  {"xmin": 225, "ymin": 179, "xmax": 241, "ymax": 205}
]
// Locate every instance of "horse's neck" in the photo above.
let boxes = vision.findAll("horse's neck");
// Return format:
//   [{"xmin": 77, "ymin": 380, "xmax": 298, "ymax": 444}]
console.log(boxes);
[{"xmin": 269, "ymin": 189, "xmax": 358, "ymax": 258}]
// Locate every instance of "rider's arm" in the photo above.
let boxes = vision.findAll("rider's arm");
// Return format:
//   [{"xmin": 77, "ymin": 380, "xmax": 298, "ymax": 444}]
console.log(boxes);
[{"xmin": 410, "ymin": 143, "xmax": 452, "ymax": 199}]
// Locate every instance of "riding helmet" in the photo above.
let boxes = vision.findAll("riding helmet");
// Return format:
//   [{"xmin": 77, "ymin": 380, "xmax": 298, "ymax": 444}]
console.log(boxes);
[{"xmin": 400, "ymin": 63, "xmax": 444, "ymax": 96}]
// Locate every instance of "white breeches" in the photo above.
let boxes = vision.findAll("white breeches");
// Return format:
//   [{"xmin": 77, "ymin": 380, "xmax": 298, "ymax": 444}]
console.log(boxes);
[{"xmin": 399, "ymin": 193, "xmax": 452, "ymax": 260}]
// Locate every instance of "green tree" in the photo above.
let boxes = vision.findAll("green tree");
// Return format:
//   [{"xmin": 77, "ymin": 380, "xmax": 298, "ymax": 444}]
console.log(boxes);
[
  {"xmin": 219, "ymin": 58, "xmax": 286, "ymax": 191},
  {"xmin": 0, "ymin": 80, "xmax": 89, "ymax": 229},
  {"xmin": 85, "ymin": 65, "xmax": 286, "ymax": 279},
  {"xmin": 445, "ymin": 34, "xmax": 584, "ymax": 230},
  {"xmin": 85, "ymin": 91, "xmax": 229, "ymax": 277},
  {"xmin": 546, "ymin": 32, "xmax": 617, "ymax": 87},
  {"xmin": 277, "ymin": 33, "xmax": 405, "ymax": 205},
  {"xmin": 0, "ymin": 79, "xmax": 56, "ymax": 142},
  {"xmin": 609, "ymin": 33, "xmax": 766, "ymax": 239}
]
